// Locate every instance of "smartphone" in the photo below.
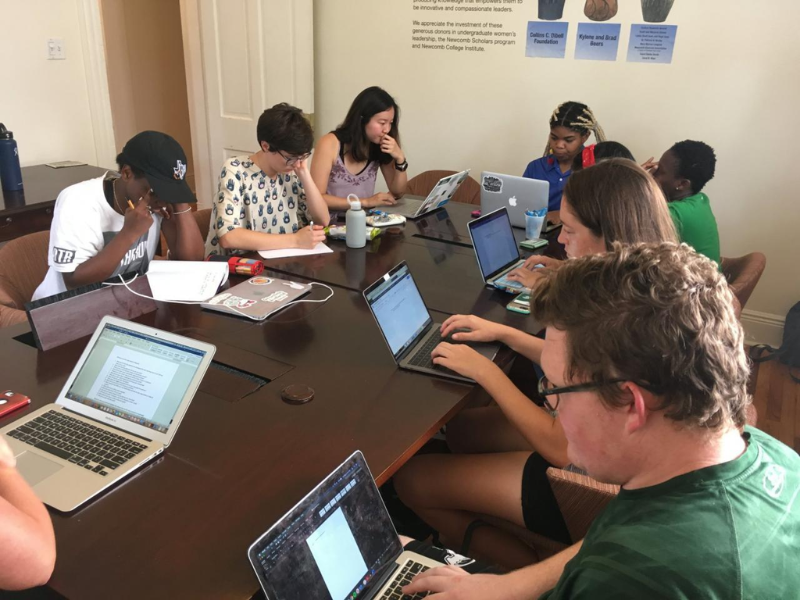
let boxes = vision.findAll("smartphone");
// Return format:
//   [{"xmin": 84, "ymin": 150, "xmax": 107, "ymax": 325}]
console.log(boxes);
[
  {"xmin": 506, "ymin": 293, "xmax": 531, "ymax": 315},
  {"xmin": 0, "ymin": 391, "xmax": 31, "ymax": 418}
]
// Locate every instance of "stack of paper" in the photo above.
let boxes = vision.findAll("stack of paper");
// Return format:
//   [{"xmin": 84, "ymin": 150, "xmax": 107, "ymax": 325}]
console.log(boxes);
[{"xmin": 146, "ymin": 261, "xmax": 229, "ymax": 302}]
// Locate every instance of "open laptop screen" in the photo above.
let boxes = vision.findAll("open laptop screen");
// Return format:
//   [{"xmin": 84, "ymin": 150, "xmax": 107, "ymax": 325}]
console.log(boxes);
[
  {"xmin": 469, "ymin": 208, "xmax": 520, "ymax": 281},
  {"xmin": 250, "ymin": 451, "xmax": 403, "ymax": 600},
  {"xmin": 364, "ymin": 263, "xmax": 431, "ymax": 359},
  {"xmin": 64, "ymin": 323, "xmax": 206, "ymax": 434}
]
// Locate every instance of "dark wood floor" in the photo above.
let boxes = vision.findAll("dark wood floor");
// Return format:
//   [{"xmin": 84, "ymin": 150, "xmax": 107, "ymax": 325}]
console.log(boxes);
[{"xmin": 751, "ymin": 359, "xmax": 800, "ymax": 453}]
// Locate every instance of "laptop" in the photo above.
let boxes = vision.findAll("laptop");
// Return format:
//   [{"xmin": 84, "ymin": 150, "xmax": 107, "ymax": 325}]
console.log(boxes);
[
  {"xmin": 248, "ymin": 450, "xmax": 444, "ymax": 600},
  {"xmin": 480, "ymin": 171, "xmax": 549, "ymax": 228},
  {"xmin": 386, "ymin": 169, "xmax": 470, "ymax": 219},
  {"xmin": 1, "ymin": 316, "xmax": 215, "ymax": 512},
  {"xmin": 363, "ymin": 262, "xmax": 499, "ymax": 384},
  {"xmin": 468, "ymin": 207, "xmax": 528, "ymax": 294},
  {"xmin": 201, "ymin": 276, "xmax": 311, "ymax": 321}
]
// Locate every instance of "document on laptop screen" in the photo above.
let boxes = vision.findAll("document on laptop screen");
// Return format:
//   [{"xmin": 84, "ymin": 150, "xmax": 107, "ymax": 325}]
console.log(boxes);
[
  {"xmin": 370, "ymin": 272, "xmax": 429, "ymax": 356},
  {"xmin": 307, "ymin": 507, "xmax": 369, "ymax": 599},
  {"xmin": 473, "ymin": 214, "xmax": 519, "ymax": 277},
  {"xmin": 66, "ymin": 324, "xmax": 206, "ymax": 433}
]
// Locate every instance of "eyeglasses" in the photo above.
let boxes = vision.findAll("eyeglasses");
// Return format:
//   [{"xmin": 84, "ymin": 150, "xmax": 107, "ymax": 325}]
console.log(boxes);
[
  {"xmin": 276, "ymin": 150, "xmax": 311, "ymax": 167},
  {"xmin": 537, "ymin": 375, "xmax": 660, "ymax": 412}
]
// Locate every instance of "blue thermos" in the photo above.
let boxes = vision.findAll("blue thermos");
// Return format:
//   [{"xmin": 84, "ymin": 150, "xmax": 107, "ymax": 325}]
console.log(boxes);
[{"xmin": 0, "ymin": 123, "xmax": 23, "ymax": 191}]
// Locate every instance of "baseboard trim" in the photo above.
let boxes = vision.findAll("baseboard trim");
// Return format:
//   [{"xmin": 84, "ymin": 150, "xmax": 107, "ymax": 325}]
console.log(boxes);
[{"xmin": 741, "ymin": 309, "xmax": 785, "ymax": 347}]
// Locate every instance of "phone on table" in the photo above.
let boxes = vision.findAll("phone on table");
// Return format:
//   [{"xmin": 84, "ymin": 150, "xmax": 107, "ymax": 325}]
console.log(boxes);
[
  {"xmin": 506, "ymin": 292, "xmax": 531, "ymax": 315},
  {"xmin": 0, "ymin": 391, "xmax": 31, "ymax": 418}
]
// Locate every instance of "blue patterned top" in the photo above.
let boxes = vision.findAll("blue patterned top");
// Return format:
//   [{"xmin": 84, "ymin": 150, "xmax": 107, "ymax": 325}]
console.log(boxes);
[{"xmin": 205, "ymin": 156, "xmax": 310, "ymax": 256}]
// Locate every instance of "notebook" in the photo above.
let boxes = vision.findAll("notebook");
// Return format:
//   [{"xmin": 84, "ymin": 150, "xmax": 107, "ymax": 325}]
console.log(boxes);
[
  {"xmin": 363, "ymin": 262, "xmax": 499, "ymax": 383},
  {"xmin": 201, "ymin": 276, "xmax": 311, "ymax": 321},
  {"xmin": 1, "ymin": 316, "xmax": 215, "ymax": 512},
  {"xmin": 248, "ymin": 450, "xmax": 444, "ymax": 599}
]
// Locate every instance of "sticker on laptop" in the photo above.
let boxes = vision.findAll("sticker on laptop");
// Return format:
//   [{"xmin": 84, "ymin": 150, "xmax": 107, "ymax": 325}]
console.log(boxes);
[
  {"xmin": 282, "ymin": 281, "xmax": 306, "ymax": 290},
  {"xmin": 223, "ymin": 295, "xmax": 257, "ymax": 309},
  {"xmin": 263, "ymin": 291, "xmax": 290, "ymax": 303},
  {"xmin": 249, "ymin": 277, "xmax": 273, "ymax": 285},
  {"xmin": 208, "ymin": 292, "xmax": 231, "ymax": 305},
  {"xmin": 482, "ymin": 175, "xmax": 502, "ymax": 193}
]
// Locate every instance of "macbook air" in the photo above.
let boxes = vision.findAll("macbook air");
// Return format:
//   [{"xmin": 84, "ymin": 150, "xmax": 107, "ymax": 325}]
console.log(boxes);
[
  {"xmin": 202, "ymin": 276, "xmax": 311, "ymax": 321},
  {"xmin": 363, "ymin": 262, "xmax": 499, "ymax": 384},
  {"xmin": 480, "ymin": 171, "xmax": 549, "ymax": 228},
  {"xmin": 386, "ymin": 169, "xmax": 470, "ymax": 219},
  {"xmin": 248, "ymin": 450, "xmax": 444, "ymax": 600},
  {"xmin": 1, "ymin": 316, "xmax": 215, "ymax": 511},
  {"xmin": 468, "ymin": 207, "xmax": 528, "ymax": 293}
]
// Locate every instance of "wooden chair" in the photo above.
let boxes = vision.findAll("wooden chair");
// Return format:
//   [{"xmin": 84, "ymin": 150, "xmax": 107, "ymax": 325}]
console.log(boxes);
[
  {"xmin": 721, "ymin": 253, "xmax": 767, "ymax": 318},
  {"xmin": 406, "ymin": 170, "xmax": 481, "ymax": 205},
  {"xmin": 0, "ymin": 231, "xmax": 50, "ymax": 327}
]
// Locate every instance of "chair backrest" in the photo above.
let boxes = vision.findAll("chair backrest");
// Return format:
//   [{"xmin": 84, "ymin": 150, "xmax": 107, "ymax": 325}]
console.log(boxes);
[
  {"xmin": 0, "ymin": 231, "xmax": 50, "ymax": 310},
  {"xmin": 721, "ymin": 252, "xmax": 767, "ymax": 316},
  {"xmin": 194, "ymin": 208, "xmax": 212, "ymax": 242},
  {"xmin": 406, "ymin": 170, "xmax": 481, "ymax": 205}
]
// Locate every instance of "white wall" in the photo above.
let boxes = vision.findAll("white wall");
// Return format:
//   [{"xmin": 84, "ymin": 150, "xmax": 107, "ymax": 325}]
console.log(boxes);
[
  {"xmin": 0, "ymin": 0, "xmax": 109, "ymax": 168},
  {"xmin": 314, "ymin": 0, "xmax": 800, "ymax": 345}
]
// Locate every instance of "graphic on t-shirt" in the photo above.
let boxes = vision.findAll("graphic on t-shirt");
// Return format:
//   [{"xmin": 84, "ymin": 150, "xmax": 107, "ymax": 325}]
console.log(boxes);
[
  {"xmin": 103, "ymin": 230, "xmax": 151, "ymax": 279},
  {"xmin": 53, "ymin": 247, "xmax": 76, "ymax": 264}
]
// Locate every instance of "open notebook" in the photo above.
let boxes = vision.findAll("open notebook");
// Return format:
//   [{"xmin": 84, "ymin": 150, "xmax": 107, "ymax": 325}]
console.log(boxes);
[{"xmin": 146, "ymin": 261, "xmax": 229, "ymax": 302}]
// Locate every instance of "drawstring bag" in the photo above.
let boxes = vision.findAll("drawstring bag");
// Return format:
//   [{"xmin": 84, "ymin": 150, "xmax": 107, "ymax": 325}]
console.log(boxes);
[{"xmin": 750, "ymin": 301, "xmax": 800, "ymax": 383}]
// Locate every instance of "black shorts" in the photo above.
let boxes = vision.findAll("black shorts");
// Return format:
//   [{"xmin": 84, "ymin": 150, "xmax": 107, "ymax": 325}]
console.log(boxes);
[{"xmin": 521, "ymin": 452, "xmax": 572, "ymax": 544}]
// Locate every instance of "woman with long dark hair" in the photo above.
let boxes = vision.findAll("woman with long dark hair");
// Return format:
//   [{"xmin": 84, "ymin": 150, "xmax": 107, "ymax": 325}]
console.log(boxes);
[{"xmin": 311, "ymin": 86, "xmax": 408, "ymax": 210}]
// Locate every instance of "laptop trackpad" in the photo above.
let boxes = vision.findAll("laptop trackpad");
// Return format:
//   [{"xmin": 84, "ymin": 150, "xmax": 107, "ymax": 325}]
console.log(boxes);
[{"xmin": 16, "ymin": 451, "xmax": 64, "ymax": 487}]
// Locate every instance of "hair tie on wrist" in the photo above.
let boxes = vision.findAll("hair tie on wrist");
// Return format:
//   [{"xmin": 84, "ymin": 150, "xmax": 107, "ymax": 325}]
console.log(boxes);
[{"xmin": 172, "ymin": 207, "xmax": 192, "ymax": 215}]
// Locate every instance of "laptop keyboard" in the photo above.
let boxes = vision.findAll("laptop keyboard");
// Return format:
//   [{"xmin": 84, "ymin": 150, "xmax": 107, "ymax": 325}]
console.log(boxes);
[
  {"xmin": 408, "ymin": 331, "xmax": 443, "ymax": 369},
  {"xmin": 6, "ymin": 410, "xmax": 148, "ymax": 477},
  {"xmin": 379, "ymin": 559, "xmax": 432, "ymax": 599}
]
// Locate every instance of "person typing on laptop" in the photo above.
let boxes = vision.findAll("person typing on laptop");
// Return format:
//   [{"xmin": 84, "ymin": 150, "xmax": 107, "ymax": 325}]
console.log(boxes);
[
  {"xmin": 205, "ymin": 103, "xmax": 330, "ymax": 256},
  {"xmin": 0, "ymin": 436, "xmax": 56, "ymax": 589},
  {"xmin": 402, "ymin": 242, "xmax": 799, "ymax": 600},
  {"xmin": 394, "ymin": 160, "xmax": 677, "ymax": 568}
]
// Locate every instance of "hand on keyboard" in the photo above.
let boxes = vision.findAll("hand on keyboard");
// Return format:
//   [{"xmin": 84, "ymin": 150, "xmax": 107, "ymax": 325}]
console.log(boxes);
[
  {"xmin": 431, "ymin": 341, "xmax": 498, "ymax": 384},
  {"xmin": 403, "ymin": 565, "xmax": 505, "ymax": 599},
  {"xmin": 440, "ymin": 315, "xmax": 504, "ymax": 344}
]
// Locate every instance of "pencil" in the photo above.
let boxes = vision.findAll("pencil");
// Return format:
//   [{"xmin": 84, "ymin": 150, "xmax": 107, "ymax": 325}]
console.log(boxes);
[{"xmin": 127, "ymin": 200, "xmax": 135, "ymax": 210}]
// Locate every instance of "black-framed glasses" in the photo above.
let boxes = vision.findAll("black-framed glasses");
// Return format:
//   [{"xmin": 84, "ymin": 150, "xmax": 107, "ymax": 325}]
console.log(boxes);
[
  {"xmin": 537, "ymin": 375, "xmax": 660, "ymax": 412},
  {"xmin": 276, "ymin": 150, "xmax": 311, "ymax": 167}
]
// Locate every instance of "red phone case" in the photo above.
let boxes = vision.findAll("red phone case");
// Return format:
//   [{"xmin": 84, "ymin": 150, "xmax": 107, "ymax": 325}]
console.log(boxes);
[{"xmin": 0, "ymin": 391, "xmax": 31, "ymax": 418}]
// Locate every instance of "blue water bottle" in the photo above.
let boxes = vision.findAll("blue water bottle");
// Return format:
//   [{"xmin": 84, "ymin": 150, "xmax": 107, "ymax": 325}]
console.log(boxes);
[{"xmin": 0, "ymin": 123, "xmax": 23, "ymax": 191}]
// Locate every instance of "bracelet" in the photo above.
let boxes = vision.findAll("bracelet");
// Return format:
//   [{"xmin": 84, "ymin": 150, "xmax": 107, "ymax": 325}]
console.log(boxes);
[{"xmin": 171, "ymin": 207, "xmax": 193, "ymax": 215}]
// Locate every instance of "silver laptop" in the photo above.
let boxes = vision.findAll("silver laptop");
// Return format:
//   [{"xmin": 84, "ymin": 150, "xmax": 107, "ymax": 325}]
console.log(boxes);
[
  {"xmin": 248, "ymin": 450, "xmax": 444, "ymax": 599},
  {"xmin": 480, "ymin": 171, "xmax": 549, "ymax": 228},
  {"xmin": 468, "ymin": 207, "xmax": 528, "ymax": 294},
  {"xmin": 386, "ymin": 169, "xmax": 470, "ymax": 219},
  {"xmin": 202, "ymin": 275, "xmax": 311, "ymax": 320},
  {"xmin": 1, "ymin": 316, "xmax": 215, "ymax": 511},
  {"xmin": 363, "ymin": 262, "xmax": 499, "ymax": 383}
]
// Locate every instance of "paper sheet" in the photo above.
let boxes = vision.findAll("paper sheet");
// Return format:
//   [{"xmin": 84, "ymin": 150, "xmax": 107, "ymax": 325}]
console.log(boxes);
[
  {"xmin": 146, "ymin": 261, "xmax": 229, "ymax": 302},
  {"xmin": 258, "ymin": 243, "xmax": 333, "ymax": 260}
]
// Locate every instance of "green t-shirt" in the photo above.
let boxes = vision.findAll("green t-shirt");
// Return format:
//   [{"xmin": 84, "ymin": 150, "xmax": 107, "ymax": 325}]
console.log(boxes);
[
  {"xmin": 540, "ymin": 428, "xmax": 800, "ymax": 599},
  {"xmin": 668, "ymin": 192, "xmax": 721, "ymax": 264}
]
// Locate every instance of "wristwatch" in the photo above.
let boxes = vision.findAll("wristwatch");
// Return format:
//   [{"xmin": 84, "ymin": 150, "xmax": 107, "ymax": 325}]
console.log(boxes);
[{"xmin": 394, "ymin": 159, "xmax": 408, "ymax": 172}]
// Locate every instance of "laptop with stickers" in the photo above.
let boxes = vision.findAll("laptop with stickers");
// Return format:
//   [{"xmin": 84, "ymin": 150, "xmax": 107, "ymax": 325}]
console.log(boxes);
[
  {"xmin": 201, "ymin": 276, "xmax": 311, "ymax": 320},
  {"xmin": 480, "ymin": 171, "xmax": 549, "ymax": 228},
  {"xmin": 386, "ymin": 169, "xmax": 471, "ymax": 219}
]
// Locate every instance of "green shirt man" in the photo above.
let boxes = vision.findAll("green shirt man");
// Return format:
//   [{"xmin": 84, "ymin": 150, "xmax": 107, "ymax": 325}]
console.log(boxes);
[
  {"xmin": 540, "ymin": 427, "xmax": 799, "ymax": 599},
  {"xmin": 669, "ymin": 192, "xmax": 721, "ymax": 264}
]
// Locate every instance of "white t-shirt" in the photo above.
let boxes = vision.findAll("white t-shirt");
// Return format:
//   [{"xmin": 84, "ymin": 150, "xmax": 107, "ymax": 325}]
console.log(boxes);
[{"xmin": 32, "ymin": 174, "xmax": 162, "ymax": 301}]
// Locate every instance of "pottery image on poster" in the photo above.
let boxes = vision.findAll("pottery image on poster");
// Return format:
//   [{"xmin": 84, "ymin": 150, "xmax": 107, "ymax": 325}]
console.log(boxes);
[
  {"xmin": 641, "ymin": 0, "xmax": 675, "ymax": 22},
  {"xmin": 539, "ymin": 0, "xmax": 566, "ymax": 20},
  {"xmin": 584, "ymin": 0, "xmax": 618, "ymax": 21}
]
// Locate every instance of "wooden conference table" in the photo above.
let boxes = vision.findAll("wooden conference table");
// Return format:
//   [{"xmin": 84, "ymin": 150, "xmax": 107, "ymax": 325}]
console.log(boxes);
[{"xmin": 0, "ymin": 201, "xmax": 559, "ymax": 599}]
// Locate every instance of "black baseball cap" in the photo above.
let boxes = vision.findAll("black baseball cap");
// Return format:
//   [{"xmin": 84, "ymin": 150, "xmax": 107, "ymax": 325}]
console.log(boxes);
[{"xmin": 120, "ymin": 131, "xmax": 195, "ymax": 204}]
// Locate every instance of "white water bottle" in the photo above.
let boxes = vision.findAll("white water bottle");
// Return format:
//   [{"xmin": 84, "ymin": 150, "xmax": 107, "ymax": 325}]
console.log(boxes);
[{"xmin": 345, "ymin": 194, "xmax": 366, "ymax": 249}]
